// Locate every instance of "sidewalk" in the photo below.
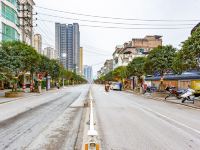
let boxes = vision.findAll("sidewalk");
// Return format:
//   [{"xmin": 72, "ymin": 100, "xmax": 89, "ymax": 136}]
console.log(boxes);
[
  {"xmin": 0, "ymin": 88, "xmax": 58, "ymax": 104},
  {"xmin": 125, "ymin": 89, "xmax": 200, "ymax": 109}
]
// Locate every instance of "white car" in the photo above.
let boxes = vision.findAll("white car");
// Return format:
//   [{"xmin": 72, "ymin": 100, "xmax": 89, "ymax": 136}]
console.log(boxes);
[{"xmin": 111, "ymin": 82, "xmax": 121, "ymax": 90}]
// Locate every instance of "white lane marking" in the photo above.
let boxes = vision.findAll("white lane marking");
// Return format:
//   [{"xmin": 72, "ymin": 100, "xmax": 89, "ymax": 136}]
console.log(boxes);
[{"xmin": 132, "ymin": 101, "xmax": 200, "ymax": 135}]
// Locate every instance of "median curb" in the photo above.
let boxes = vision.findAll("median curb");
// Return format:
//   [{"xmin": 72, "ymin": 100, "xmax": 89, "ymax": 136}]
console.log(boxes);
[{"xmin": 124, "ymin": 90, "xmax": 200, "ymax": 109}]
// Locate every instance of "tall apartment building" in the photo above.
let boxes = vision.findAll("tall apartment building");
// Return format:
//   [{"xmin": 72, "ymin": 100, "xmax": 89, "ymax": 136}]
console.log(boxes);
[
  {"xmin": 80, "ymin": 47, "xmax": 83, "ymax": 75},
  {"xmin": 33, "ymin": 34, "xmax": 42, "ymax": 53},
  {"xmin": 43, "ymin": 47, "xmax": 55, "ymax": 59},
  {"xmin": 84, "ymin": 65, "xmax": 93, "ymax": 83},
  {"xmin": 0, "ymin": 0, "xmax": 21, "ymax": 41},
  {"xmin": 55, "ymin": 23, "xmax": 80, "ymax": 73}
]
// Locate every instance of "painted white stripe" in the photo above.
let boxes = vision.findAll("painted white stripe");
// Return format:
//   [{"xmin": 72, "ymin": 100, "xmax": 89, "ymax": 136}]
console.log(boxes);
[{"xmin": 133, "ymin": 101, "xmax": 200, "ymax": 135}]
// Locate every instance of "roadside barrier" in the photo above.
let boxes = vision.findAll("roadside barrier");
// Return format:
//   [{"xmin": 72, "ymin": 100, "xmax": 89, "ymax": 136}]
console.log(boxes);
[{"xmin": 84, "ymin": 90, "xmax": 100, "ymax": 150}]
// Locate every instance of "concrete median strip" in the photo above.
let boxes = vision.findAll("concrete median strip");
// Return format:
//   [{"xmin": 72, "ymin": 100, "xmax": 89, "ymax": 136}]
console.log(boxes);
[{"xmin": 82, "ymin": 90, "xmax": 100, "ymax": 150}]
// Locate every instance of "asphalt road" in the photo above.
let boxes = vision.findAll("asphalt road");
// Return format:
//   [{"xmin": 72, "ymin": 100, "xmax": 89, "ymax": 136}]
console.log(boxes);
[
  {"xmin": 92, "ymin": 85, "xmax": 200, "ymax": 150},
  {"xmin": 0, "ymin": 85, "xmax": 89, "ymax": 150}
]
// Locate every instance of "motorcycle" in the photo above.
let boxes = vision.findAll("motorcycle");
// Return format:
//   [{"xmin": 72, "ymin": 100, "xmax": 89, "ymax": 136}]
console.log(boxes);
[
  {"xmin": 165, "ymin": 87, "xmax": 183, "ymax": 100},
  {"xmin": 105, "ymin": 84, "xmax": 110, "ymax": 92},
  {"xmin": 181, "ymin": 88, "xmax": 195, "ymax": 103}
]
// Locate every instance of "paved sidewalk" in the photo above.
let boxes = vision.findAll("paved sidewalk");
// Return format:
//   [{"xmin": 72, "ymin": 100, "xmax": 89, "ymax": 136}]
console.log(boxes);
[
  {"xmin": 0, "ymin": 88, "xmax": 58, "ymax": 104},
  {"xmin": 125, "ymin": 89, "xmax": 200, "ymax": 109}
]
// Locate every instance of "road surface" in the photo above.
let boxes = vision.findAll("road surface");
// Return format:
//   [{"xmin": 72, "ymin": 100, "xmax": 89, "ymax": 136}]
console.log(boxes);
[
  {"xmin": 92, "ymin": 85, "xmax": 200, "ymax": 150},
  {"xmin": 0, "ymin": 85, "xmax": 89, "ymax": 150}
]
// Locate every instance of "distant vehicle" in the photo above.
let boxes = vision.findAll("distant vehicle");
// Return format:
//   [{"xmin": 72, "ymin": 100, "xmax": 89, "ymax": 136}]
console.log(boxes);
[{"xmin": 111, "ymin": 82, "xmax": 121, "ymax": 90}]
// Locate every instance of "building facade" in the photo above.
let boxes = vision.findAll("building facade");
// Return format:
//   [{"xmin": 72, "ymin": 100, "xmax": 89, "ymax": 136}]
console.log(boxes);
[
  {"xmin": 33, "ymin": 34, "xmax": 42, "ymax": 53},
  {"xmin": 55, "ymin": 23, "xmax": 80, "ymax": 73},
  {"xmin": 0, "ymin": 0, "xmax": 21, "ymax": 41},
  {"xmin": 113, "ymin": 35, "xmax": 162, "ymax": 69},
  {"xmin": 84, "ymin": 65, "xmax": 93, "ymax": 83},
  {"xmin": 0, "ymin": 0, "xmax": 35, "ymax": 44},
  {"xmin": 43, "ymin": 47, "xmax": 55, "ymax": 59},
  {"xmin": 104, "ymin": 59, "xmax": 113, "ymax": 75},
  {"xmin": 80, "ymin": 47, "xmax": 83, "ymax": 75}
]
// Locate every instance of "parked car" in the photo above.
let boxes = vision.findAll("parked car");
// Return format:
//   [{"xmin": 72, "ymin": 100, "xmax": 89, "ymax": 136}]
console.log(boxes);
[{"xmin": 111, "ymin": 82, "xmax": 121, "ymax": 90}]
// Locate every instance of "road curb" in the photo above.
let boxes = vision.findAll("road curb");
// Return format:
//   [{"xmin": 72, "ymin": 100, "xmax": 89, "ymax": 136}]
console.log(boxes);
[{"xmin": 125, "ymin": 90, "xmax": 200, "ymax": 109}]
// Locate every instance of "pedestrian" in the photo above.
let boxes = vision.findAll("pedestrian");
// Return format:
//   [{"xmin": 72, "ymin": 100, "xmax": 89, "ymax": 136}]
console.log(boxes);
[
  {"xmin": 105, "ymin": 81, "xmax": 110, "ymax": 92},
  {"xmin": 119, "ymin": 82, "xmax": 123, "ymax": 91},
  {"xmin": 56, "ymin": 82, "xmax": 60, "ymax": 89}
]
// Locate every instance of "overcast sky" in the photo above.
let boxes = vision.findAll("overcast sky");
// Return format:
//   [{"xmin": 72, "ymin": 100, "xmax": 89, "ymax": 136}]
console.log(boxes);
[{"xmin": 34, "ymin": 0, "xmax": 200, "ymax": 77}]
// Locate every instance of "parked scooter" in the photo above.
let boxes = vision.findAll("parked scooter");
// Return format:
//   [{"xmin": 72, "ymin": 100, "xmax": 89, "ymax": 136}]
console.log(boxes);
[
  {"xmin": 181, "ymin": 87, "xmax": 195, "ymax": 103},
  {"xmin": 165, "ymin": 87, "xmax": 183, "ymax": 100}
]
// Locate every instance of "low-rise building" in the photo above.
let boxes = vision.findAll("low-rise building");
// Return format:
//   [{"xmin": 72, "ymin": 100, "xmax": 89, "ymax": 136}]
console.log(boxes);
[
  {"xmin": 103, "ymin": 59, "xmax": 113, "ymax": 74},
  {"xmin": 113, "ymin": 35, "xmax": 162, "ymax": 69}
]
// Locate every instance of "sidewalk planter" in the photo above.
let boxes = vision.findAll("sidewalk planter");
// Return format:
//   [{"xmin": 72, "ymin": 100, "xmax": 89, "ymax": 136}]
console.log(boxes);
[
  {"xmin": 194, "ymin": 100, "xmax": 200, "ymax": 107},
  {"xmin": 5, "ymin": 91, "xmax": 24, "ymax": 98}
]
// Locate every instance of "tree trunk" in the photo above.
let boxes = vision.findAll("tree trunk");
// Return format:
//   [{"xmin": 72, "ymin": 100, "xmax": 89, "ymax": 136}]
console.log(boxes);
[{"xmin": 0, "ymin": 81, "xmax": 4, "ymax": 90}]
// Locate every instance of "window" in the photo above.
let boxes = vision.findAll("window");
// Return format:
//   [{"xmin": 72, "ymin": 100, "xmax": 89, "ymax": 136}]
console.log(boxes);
[
  {"xmin": 2, "ymin": 23, "xmax": 20, "ymax": 41},
  {"xmin": 1, "ymin": 2, "xmax": 19, "ymax": 25},
  {"xmin": 6, "ymin": 0, "xmax": 17, "ymax": 7}
]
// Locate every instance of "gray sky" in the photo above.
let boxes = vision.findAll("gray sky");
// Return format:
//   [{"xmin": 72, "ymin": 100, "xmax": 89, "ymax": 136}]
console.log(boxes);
[{"xmin": 34, "ymin": 0, "xmax": 200, "ymax": 77}]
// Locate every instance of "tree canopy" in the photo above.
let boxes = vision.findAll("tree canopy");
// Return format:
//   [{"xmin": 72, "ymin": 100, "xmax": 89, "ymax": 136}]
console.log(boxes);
[
  {"xmin": 0, "ymin": 41, "xmax": 86, "ymax": 90},
  {"xmin": 144, "ymin": 45, "xmax": 177, "ymax": 76},
  {"xmin": 173, "ymin": 26, "xmax": 200, "ymax": 73},
  {"xmin": 127, "ymin": 57, "xmax": 146, "ymax": 78}
]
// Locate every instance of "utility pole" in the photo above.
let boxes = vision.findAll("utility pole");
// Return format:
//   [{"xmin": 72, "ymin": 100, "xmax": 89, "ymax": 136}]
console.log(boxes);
[{"xmin": 18, "ymin": 0, "xmax": 35, "ymax": 46}]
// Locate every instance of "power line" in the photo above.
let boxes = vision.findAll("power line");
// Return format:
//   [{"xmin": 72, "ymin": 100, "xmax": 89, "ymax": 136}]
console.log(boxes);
[
  {"xmin": 37, "ymin": 21, "xmax": 54, "ymax": 42},
  {"xmin": 33, "ymin": 27, "xmax": 54, "ymax": 49},
  {"xmin": 37, "ymin": 25, "xmax": 54, "ymax": 42},
  {"xmin": 35, "ymin": 6, "xmax": 200, "ymax": 22},
  {"xmin": 84, "ymin": 50, "xmax": 111, "ymax": 56},
  {"xmin": 37, "ymin": 19, "xmax": 192, "ymax": 30},
  {"xmin": 37, "ymin": 12, "xmax": 196, "ymax": 27},
  {"xmin": 83, "ymin": 44, "xmax": 117, "ymax": 53},
  {"xmin": 91, "ymin": 61, "xmax": 105, "ymax": 66},
  {"xmin": 37, "ymin": 16, "xmax": 55, "ymax": 36}
]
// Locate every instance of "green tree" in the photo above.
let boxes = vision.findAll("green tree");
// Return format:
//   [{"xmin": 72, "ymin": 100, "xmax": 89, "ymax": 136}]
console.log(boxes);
[
  {"xmin": 0, "ymin": 41, "xmax": 40, "ymax": 91},
  {"xmin": 144, "ymin": 45, "xmax": 177, "ymax": 76},
  {"xmin": 127, "ymin": 57, "xmax": 146, "ymax": 86},
  {"xmin": 49, "ymin": 59, "xmax": 63, "ymax": 81},
  {"xmin": 173, "ymin": 26, "xmax": 200, "ymax": 73},
  {"xmin": 104, "ymin": 71, "xmax": 114, "ymax": 81},
  {"xmin": 112, "ymin": 66, "xmax": 128, "ymax": 81},
  {"xmin": 127, "ymin": 57, "xmax": 146, "ymax": 77}
]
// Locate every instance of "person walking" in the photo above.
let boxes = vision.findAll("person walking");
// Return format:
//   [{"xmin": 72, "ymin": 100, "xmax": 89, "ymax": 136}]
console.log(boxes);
[{"xmin": 119, "ymin": 82, "xmax": 123, "ymax": 91}]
